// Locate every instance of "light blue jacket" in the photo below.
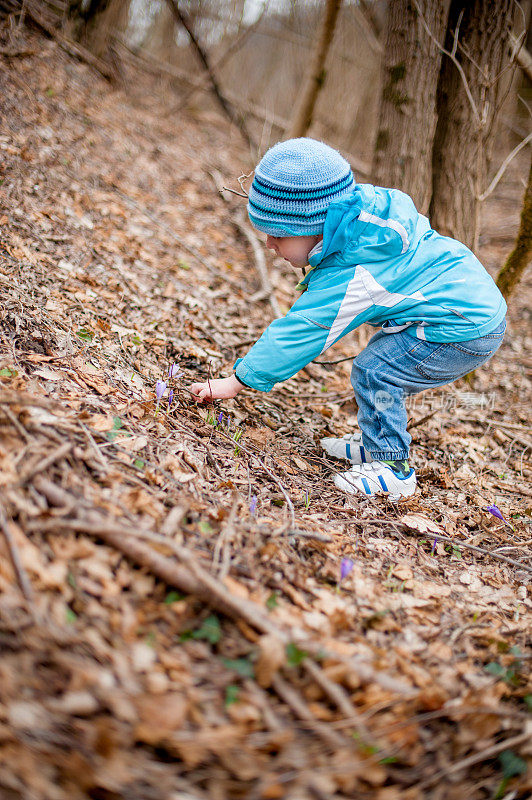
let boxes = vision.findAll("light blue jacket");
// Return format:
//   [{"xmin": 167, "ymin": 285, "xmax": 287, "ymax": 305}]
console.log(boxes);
[{"xmin": 235, "ymin": 184, "xmax": 507, "ymax": 392}]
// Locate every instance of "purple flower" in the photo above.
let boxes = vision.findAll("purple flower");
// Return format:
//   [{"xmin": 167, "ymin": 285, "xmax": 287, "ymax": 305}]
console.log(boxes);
[
  {"xmin": 431, "ymin": 538, "xmax": 437, "ymax": 555},
  {"xmin": 249, "ymin": 495, "xmax": 257, "ymax": 515},
  {"xmin": 217, "ymin": 412, "xmax": 223, "ymax": 425},
  {"xmin": 485, "ymin": 504, "xmax": 506, "ymax": 523},
  {"xmin": 340, "ymin": 557, "xmax": 354, "ymax": 582},
  {"xmin": 155, "ymin": 379, "xmax": 167, "ymax": 400},
  {"xmin": 168, "ymin": 389, "xmax": 174, "ymax": 407},
  {"xmin": 169, "ymin": 363, "xmax": 182, "ymax": 379}
]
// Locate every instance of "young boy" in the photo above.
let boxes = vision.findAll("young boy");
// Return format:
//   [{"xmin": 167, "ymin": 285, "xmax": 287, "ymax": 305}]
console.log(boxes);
[{"xmin": 190, "ymin": 138, "xmax": 506, "ymax": 499}]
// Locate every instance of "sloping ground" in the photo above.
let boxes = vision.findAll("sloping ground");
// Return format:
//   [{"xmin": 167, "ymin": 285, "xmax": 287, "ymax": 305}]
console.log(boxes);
[{"xmin": 0, "ymin": 29, "xmax": 531, "ymax": 800}]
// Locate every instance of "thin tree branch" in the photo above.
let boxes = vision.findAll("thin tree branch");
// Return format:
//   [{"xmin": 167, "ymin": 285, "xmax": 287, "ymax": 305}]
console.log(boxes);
[
  {"xmin": 419, "ymin": 730, "xmax": 531, "ymax": 789},
  {"xmin": 164, "ymin": 0, "xmax": 254, "ymax": 149},
  {"xmin": 0, "ymin": 506, "xmax": 34, "ymax": 602},
  {"xmin": 412, "ymin": 0, "xmax": 481, "ymax": 124},
  {"xmin": 405, "ymin": 529, "xmax": 532, "ymax": 574},
  {"xmin": 478, "ymin": 129, "xmax": 532, "ymax": 201},
  {"xmin": 511, "ymin": 31, "xmax": 532, "ymax": 82},
  {"xmin": 164, "ymin": 0, "xmax": 268, "ymax": 116}
]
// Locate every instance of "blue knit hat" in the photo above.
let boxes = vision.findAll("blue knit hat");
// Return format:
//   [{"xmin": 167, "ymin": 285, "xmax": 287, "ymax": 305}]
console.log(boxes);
[{"xmin": 247, "ymin": 138, "xmax": 354, "ymax": 237}]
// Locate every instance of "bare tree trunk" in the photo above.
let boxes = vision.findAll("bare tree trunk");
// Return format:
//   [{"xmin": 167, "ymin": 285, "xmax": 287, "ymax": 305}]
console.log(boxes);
[
  {"xmin": 372, "ymin": 0, "xmax": 451, "ymax": 212},
  {"xmin": 496, "ymin": 153, "xmax": 532, "ymax": 298},
  {"xmin": 66, "ymin": 0, "xmax": 128, "ymax": 59},
  {"xmin": 429, "ymin": 0, "xmax": 516, "ymax": 251},
  {"xmin": 88, "ymin": 0, "xmax": 128, "ymax": 59},
  {"xmin": 288, "ymin": 0, "xmax": 342, "ymax": 139}
]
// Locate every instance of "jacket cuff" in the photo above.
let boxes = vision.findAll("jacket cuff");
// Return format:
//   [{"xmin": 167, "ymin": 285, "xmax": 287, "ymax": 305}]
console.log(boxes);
[{"xmin": 233, "ymin": 358, "xmax": 275, "ymax": 392}]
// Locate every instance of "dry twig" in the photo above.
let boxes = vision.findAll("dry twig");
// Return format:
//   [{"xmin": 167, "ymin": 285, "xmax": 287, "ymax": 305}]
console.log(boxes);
[{"xmin": 0, "ymin": 506, "xmax": 34, "ymax": 602}]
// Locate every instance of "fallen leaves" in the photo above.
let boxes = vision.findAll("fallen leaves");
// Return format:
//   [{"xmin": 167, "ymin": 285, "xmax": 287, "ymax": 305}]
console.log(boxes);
[{"xmin": 0, "ymin": 30, "xmax": 530, "ymax": 800}]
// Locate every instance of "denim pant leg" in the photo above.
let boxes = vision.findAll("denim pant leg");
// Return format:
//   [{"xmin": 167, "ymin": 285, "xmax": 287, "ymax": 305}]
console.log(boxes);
[
  {"xmin": 351, "ymin": 322, "xmax": 506, "ymax": 461},
  {"xmin": 351, "ymin": 330, "xmax": 413, "ymax": 461}
]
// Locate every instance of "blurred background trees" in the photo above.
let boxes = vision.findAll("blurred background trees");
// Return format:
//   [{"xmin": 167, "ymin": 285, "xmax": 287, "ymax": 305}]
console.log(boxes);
[{"xmin": 3, "ymin": 0, "xmax": 531, "ymax": 286}]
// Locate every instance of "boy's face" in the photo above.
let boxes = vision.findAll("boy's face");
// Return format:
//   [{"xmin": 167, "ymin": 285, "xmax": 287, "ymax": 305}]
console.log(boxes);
[{"xmin": 266, "ymin": 234, "xmax": 322, "ymax": 269}]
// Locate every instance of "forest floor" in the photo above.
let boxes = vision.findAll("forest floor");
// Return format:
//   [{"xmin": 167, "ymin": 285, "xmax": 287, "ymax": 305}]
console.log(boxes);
[{"xmin": 0, "ymin": 26, "xmax": 531, "ymax": 800}]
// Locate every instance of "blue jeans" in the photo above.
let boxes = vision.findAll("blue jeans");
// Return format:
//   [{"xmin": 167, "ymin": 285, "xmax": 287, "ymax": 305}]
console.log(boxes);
[{"xmin": 351, "ymin": 320, "xmax": 506, "ymax": 461}]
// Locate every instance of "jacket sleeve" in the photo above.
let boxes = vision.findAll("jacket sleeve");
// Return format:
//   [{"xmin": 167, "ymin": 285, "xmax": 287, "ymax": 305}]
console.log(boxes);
[{"xmin": 234, "ymin": 267, "xmax": 374, "ymax": 391}]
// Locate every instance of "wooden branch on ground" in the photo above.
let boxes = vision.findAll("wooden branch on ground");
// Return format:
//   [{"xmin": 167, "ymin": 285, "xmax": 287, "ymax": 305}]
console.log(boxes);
[
  {"xmin": 419, "ymin": 730, "xmax": 531, "ymax": 789},
  {"xmin": 32, "ymin": 475, "xmax": 416, "ymax": 710},
  {"xmin": 233, "ymin": 211, "xmax": 282, "ymax": 319},
  {"xmin": 23, "ymin": 1, "xmax": 115, "ymax": 81},
  {"xmin": 207, "ymin": 168, "xmax": 282, "ymax": 319},
  {"xmin": 34, "ymin": 477, "xmax": 282, "ymax": 636},
  {"xmin": 303, "ymin": 657, "xmax": 371, "ymax": 740},
  {"xmin": 404, "ymin": 530, "xmax": 532, "ymax": 574},
  {"xmin": 164, "ymin": 0, "xmax": 254, "ymax": 150},
  {"xmin": 271, "ymin": 673, "xmax": 347, "ymax": 749},
  {"xmin": 0, "ymin": 506, "xmax": 34, "ymax": 602},
  {"xmin": 15, "ymin": 441, "xmax": 73, "ymax": 487}
]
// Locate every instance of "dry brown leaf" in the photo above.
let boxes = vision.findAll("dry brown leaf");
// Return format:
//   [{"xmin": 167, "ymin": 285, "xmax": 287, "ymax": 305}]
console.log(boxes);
[
  {"xmin": 255, "ymin": 634, "xmax": 286, "ymax": 688},
  {"xmin": 401, "ymin": 513, "xmax": 445, "ymax": 534},
  {"xmin": 134, "ymin": 692, "xmax": 188, "ymax": 744}
]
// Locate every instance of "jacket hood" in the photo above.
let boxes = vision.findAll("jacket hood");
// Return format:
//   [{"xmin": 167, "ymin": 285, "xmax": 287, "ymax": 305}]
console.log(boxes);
[{"xmin": 309, "ymin": 184, "xmax": 423, "ymax": 268}]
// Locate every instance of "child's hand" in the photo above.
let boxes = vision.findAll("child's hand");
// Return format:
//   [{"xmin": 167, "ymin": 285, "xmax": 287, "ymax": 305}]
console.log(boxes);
[{"xmin": 189, "ymin": 374, "xmax": 243, "ymax": 402}]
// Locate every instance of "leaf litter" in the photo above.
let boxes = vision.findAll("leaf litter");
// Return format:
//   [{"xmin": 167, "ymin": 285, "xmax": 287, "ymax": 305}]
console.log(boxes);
[{"xmin": 0, "ymin": 27, "xmax": 530, "ymax": 800}]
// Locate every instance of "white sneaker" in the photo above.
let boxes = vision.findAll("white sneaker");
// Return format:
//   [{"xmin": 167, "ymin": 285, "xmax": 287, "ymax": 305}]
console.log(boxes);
[
  {"xmin": 321, "ymin": 432, "xmax": 373, "ymax": 465},
  {"xmin": 334, "ymin": 462, "xmax": 417, "ymax": 500}
]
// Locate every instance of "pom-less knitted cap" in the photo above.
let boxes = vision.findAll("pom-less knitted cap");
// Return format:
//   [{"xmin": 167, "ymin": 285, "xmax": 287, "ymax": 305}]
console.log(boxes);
[{"xmin": 247, "ymin": 138, "xmax": 354, "ymax": 236}]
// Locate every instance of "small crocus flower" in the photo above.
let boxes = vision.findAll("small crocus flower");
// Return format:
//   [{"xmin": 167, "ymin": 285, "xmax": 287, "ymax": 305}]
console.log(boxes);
[
  {"xmin": 155, "ymin": 379, "xmax": 167, "ymax": 412},
  {"xmin": 217, "ymin": 412, "xmax": 223, "ymax": 425},
  {"xmin": 485, "ymin": 504, "xmax": 505, "ymax": 522},
  {"xmin": 169, "ymin": 363, "xmax": 182, "ymax": 379},
  {"xmin": 485, "ymin": 504, "xmax": 513, "ymax": 529},
  {"xmin": 249, "ymin": 495, "xmax": 257, "ymax": 515},
  {"xmin": 168, "ymin": 389, "xmax": 174, "ymax": 407},
  {"xmin": 340, "ymin": 557, "xmax": 354, "ymax": 582}
]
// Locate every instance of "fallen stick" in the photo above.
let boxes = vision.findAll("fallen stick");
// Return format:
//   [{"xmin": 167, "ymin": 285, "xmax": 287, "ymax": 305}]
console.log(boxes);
[
  {"xmin": 408, "ymin": 531, "xmax": 532, "ymax": 575},
  {"xmin": 302, "ymin": 657, "xmax": 371, "ymax": 740},
  {"xmin": 271, "ymin": 674, "xmax": 347, "ymax": 750},
  {"xmin": 327, "ymin": 508, "xmax": 532, "ymax": 575},
  {"xmin": 419, "ymin": 729, "xmax": 531, "ymax": 789},
  {"xmin": 207, "ymin": 169, "xmax": 282, "ymax": 319},
  {"xmin": 0, "ymin": 506, "xmax": 34, "ymax": 602},
  {"xmin": 15, "ymin": 441, "xmax": 73, "ymax": 487},
  {"xmin": 34, "ymin": 477, "xmax": 281, "ymax": 637},
  {"xmin": 33, "ymin": 477, "xmax": 416, "ymax": 704},
  {"xmin": 30, "ymin": 494, "xmax": 359, "ymax": 751},
  {"xmin": 233, "ymin": 211, "xmax": 282, "ymax": 319}
]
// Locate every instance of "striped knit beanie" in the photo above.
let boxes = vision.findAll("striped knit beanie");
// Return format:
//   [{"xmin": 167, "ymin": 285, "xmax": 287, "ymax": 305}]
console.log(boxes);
[{"xmin": 247, "ymin": 138, "xmax": 354, "ymax": 237}]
